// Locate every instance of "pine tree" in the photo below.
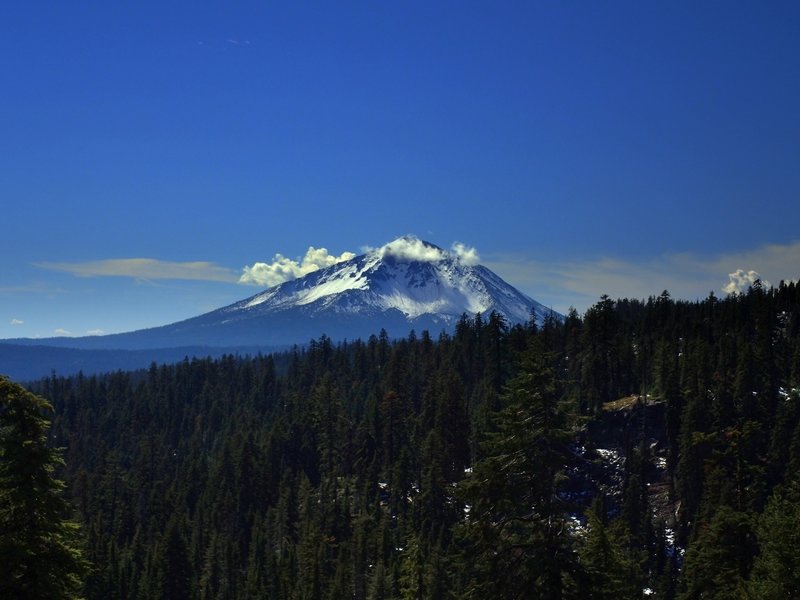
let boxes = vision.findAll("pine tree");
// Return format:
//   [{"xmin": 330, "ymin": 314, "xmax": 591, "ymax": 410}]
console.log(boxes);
[
  {"xmin": 0, "ymin": 376, "xmax": 88, "ymax": 599},
  {"xmin": 678, "ymin": 505, "xmax": 755, "ymax": 600},
  {"xmin": 578, "ymin": 498, "xmax": 640, "ymax": 599},
  {"xmin": 455, "ymin": 345, "xmax": 579, "ymax": 599},
  {"xmin": 156, "ymin": 514, "xmax": 193, "ymax": 600},
  {"xmin": 745, "ymin": 477, "xmax": 800, "ymax": 598}
]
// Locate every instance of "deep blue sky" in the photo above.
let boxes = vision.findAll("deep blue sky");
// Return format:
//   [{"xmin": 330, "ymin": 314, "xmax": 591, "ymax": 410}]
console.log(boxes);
[{"xmin": 2, "ymin": 2, "xmax": 799, "ymax": 338}]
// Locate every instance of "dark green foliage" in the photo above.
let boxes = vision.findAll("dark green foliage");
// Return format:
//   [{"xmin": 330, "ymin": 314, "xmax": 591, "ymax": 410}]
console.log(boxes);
[
  {"xmin": 7, "ymin": 279, "xmax": 800, "ymax": 599},
  {"xmin": 0, "ymin": 376, "xmax": 88, "ymax": 599},
  {"xmin": 679, "ymin": 505, "xmax": 755, "ymax": 599},
  {"xmin": 745, "ymin": 477, "xmax": 800, "ymax": 598},
  {"xmin": 157, "ymin": 515, "xmax": 193, "ymax": 600},
  {"xmin": 454, "ymin": 343, "xmax": 580, "ymax": 598},
  {"xmin": 578, "ymin": 498, "xmax": 641, "ymax": 599}
]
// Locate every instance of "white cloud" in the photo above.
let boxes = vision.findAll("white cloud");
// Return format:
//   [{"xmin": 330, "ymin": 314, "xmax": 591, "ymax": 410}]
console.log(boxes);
[
  {"xmin": 86, "ymin": 329, "xmax": 105, "ymax": 336},
  {"xmin": 722, "ymin": 269, "xmax": 769, "ymax": 295},
  {"xmin": 54, "ymin": 328, "xmax": 72, "ymax": 336},
  {"xmin": 378, "ymin": 236, "xmax": 481, "ymax": 266},
  {"xmin": 240, "ymin": 247, "xmax": 356, "ymax": 287},
  {"xmin": 451, "ymin": 242, "xmax": 480, "ymax": 266},
  {"xmin": 379, "ymin": 236, "xmax": 447, "ymax": 262},
  {"xmin": 10, "ymin": 318, "xmax": 24, "ymax": 325},
  {"xmin": 36, "ymin": 259, "xmax": 239, "ymax": 283}
]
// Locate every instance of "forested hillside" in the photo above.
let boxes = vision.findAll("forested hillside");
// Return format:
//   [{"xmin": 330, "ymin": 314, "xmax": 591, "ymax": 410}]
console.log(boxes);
[{"xmin": 22, "ymin": 280, "xmax": 800, "ymax": 598}]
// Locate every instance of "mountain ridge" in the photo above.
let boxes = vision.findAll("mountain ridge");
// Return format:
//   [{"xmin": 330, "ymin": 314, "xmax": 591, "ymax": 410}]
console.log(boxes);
[{"xmin": 1, "ymin": 236, "xmax": 557, "ymax": 377}]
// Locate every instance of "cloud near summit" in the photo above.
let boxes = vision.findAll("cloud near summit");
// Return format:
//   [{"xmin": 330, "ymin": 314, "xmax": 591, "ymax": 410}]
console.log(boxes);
[
  {"xmin": 450, "ymin": 242, "xmax": 480, "ymax": 266},
  {"xmin": 376, "ymin": 236, "xmax": 480, "ymax": 266},
  {"xmin": 240, "ymin": 237, "xmax": 482, "ymax": 287},
  {"xmin": 239, "ymin": 247, "xmax": 357, "ymax": 287}
]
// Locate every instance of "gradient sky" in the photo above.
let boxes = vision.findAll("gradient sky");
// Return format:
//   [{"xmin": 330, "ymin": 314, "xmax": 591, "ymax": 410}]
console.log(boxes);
[{"xmin": 2, "ymin": 1, "xmax": 799, "ymax": 339}]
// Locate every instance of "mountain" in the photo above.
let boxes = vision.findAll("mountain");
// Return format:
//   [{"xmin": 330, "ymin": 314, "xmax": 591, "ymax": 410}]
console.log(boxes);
[{"xmin": 2, "ymin": 236, "xmax": 556, "ymax": 378}]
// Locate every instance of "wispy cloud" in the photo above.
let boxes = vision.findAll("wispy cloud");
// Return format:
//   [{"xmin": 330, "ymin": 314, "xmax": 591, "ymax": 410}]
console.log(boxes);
[
  {"xmin": 86, "ymin": 328, "xmax": 105, "ymax": 336},
  {"xmin": 485, "ymin": 240, "xmax": 800, "ymax": 314},
  {"xmin": 10, "ymin": 318, "xmax": 24, "ymax": 325},
  {"xmin": 54, "ymin": 328, "xmax": 72, "ymax": 336},
  {"xmin": 36, "ymin": 259, "xmax": 239, "ymax": 283}
]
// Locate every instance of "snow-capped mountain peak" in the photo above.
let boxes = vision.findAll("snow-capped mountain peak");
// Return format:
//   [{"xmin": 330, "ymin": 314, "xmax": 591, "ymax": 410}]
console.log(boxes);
[
  {"xmin": 226, "ymin": 236, "xmax": 551, "ymax": 327},
  {"xmin": 2, "ymin": 237, "xmax": 558, "ymax": 364}
]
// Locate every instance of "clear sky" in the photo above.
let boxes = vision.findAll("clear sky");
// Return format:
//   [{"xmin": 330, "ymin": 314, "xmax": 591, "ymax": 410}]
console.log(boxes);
[{"xmin": 2, "ymin": 1, "xmax": 799, "ymax": 339}]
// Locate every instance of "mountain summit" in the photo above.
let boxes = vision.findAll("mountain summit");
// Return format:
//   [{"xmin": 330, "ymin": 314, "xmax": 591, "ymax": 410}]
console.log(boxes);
[
  {"xmin": 3, "ymin": 237, "xmax": 556, "ymax": 359},
  {"xmin": 227, "ymin": 236, "xmax": 551, "ymax": 328}
]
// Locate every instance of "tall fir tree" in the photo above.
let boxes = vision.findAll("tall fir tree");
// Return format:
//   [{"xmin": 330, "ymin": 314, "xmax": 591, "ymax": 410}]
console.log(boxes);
[
  {"xmin": 454, "ymin": 343, "xmax": 580, "ymax": 599},
  {"xmin": 0, "ymin": 376, "xmax": 88, "ymax": 599},
  {"xmin": 745, "ymin": 477, "xmax": 800, "ymax": 599},
  {"xmin": 156, "ymin": 514, "xmax": 193, "ymax": 600}
]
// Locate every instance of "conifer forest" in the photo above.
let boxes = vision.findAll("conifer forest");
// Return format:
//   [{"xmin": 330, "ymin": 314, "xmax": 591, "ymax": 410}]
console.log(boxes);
[{"xmin": 4, "ymin": 280, "xmax": 800, "ymax": 599}]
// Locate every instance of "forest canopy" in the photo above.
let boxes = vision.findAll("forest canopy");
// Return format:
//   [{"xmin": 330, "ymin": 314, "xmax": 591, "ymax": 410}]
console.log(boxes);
[{"xmin": 10, "ymin": 279, "xmax": 800, "ymax": 599}]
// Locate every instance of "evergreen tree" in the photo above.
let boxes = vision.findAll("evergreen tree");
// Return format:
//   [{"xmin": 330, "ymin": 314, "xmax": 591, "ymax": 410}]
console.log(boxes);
[
  {"xmin": 745, "ymin": 477, "xmax": 800, "ymax": 598},
  {"xmin": 398, "ymin": 533, "xmax": 424, "ymax": 600},
  {"xmin": 455, "ymin": 345, "xmax": 579, "ymax": 599},
  {"xmin": 156, "ymin": 514, "xmax": 193, "ymax": 600},
  {"xmin": 678, "ymin": 505, "xmax": 755, "ymax": 600},
  {"xmin": 579, "ymin": 295, "xmax": 620, "ymax": 414},
  {"xmin": 578, "ymin": 498, "xmax": 640, "ymax": 599},
  {"xmin": 0, "ymin": 376, "xmax": 88, "ymax": 599}
]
